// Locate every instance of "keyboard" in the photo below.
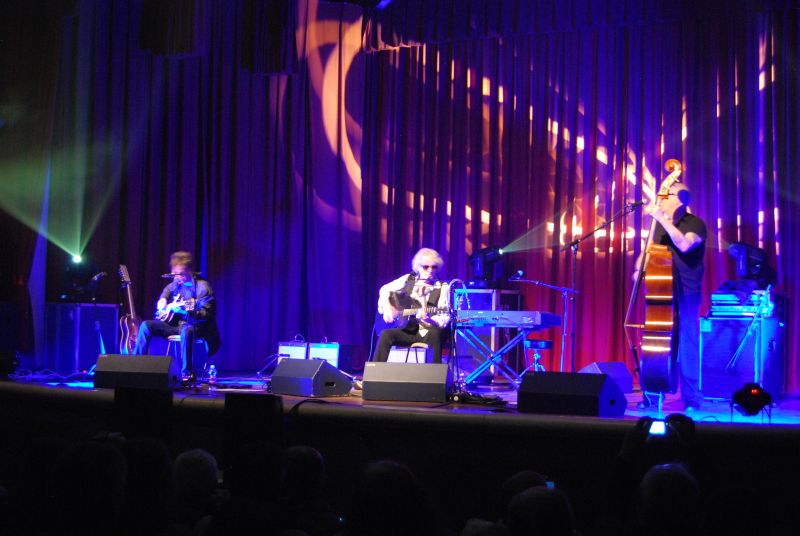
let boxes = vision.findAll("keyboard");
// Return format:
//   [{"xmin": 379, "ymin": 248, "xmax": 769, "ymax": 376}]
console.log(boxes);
[{"xmin": 455, "ymin": 310, "xmax": 561, "ymax": 329}]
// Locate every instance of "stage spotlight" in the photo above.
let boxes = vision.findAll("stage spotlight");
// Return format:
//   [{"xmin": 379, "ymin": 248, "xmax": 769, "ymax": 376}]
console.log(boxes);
[
  {"xmin": 732, "ymin": 383, "xmax": 772, "ymax": 416},
  {"xmin": 467, "ymin": 247, "xmax": 504, "ymax": 288},
  {"xmin": 728, "ymin": 242, "xmax": 775, "ymax": 288},
  {"xmin": 61, "ymin": 253, "xmax": 100, "ymax": 302}
]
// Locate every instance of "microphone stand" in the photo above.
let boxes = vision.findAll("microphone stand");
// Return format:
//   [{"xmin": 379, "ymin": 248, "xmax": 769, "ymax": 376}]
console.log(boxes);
[
  {"xmin": 559, "ymin": 203, "xmax": 640, "ymax": 372},
  {"xmin": 509, "ymin": 277, "xmax": 576, "ymax": 372}
]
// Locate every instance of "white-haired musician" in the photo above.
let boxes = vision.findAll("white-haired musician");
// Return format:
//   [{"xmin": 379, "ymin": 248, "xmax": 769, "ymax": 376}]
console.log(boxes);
[{"xmin": 374, "ymin": 248, "xmax": 451, "ymax": 363}]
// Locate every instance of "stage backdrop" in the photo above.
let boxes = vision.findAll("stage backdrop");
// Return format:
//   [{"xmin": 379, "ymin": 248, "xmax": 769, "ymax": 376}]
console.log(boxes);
[{"xmin": 2, "ymin": 0, "xmax": 798, "ymax": 392}]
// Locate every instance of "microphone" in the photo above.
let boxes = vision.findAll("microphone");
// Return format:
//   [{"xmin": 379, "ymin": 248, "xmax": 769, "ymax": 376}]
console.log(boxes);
[
  {"xmin": 508, "ymin": 269, "xmax": 524, "ymax": 281},
  {"xmin": 626, "ymin": 200, "xmax": 646, "ymax": 210},
  {"xmin": 90, "ymin": 272, "xmax": 108, "ymax": 282},
  {"xmin": 162, "ymin": 271, "xmax": 203, "ymax": 279}
]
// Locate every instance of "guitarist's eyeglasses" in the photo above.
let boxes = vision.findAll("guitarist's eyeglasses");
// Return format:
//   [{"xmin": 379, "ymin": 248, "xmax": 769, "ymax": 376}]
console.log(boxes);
[{"xmin": 420, "ymin": 265, "xmax": 439, "ymax": 270}]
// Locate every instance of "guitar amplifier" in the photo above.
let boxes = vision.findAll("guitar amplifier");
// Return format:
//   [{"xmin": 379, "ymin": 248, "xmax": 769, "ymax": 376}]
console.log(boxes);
[
  {"xmin": 277, "ymin": 341, "xmax": 308, "ymax": 362},
  {"xmin": 699, "ymin": 316, "xmax": 784, "ymax": 399},
  {"xmin": 308, "ymin": 342, "xmax": 339, "ymax": 368}
]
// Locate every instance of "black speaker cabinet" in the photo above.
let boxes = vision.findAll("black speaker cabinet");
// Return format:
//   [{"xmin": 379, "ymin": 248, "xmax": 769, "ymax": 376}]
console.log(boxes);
[
  {"xmin": 362, "ymin": 362, "xmax": 452, "ymax": 403},
  {"xmin": 94, "ymin": 354, "xmax": 182, "ymax": 390},
  {"xmin": 271, "ymin": 359, "xmax": 352, "ymax": 397},
  {"xmin": 579, "ymin": 361, "xmax": 634, "ymax": 393},
  {"xmin": 45, "ymin": 302, "xmax": 119, "ymax": 374},
  {"xmin": 700, "ymin": 316, "xmax": 784, "ymax": 399},
  {"xmin": 518, "ymin": 371, "xmax": 627, "ymax": 417}
]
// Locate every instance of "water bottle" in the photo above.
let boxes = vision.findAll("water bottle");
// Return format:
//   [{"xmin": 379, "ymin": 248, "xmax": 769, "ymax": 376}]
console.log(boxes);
[{"xmin": 208, "ymin": 364, "xmax": 217, "ymax": 385}]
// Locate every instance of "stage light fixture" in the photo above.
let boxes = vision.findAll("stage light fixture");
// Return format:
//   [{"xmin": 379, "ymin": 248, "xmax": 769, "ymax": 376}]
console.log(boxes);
[
  {"xmin": 467, "ymin": 247, "xmax": 504, "ymax": 288},
  {"xmin": 732, "ymin": 383, "xmax": 772, "ymax": 416},
  {"xmin": 728, "ymin": 242, "xmax": 776, "ymax": 288},
  {"xmin": 72, "ymin": 254, "xmax": 83, "ymax": 263}
]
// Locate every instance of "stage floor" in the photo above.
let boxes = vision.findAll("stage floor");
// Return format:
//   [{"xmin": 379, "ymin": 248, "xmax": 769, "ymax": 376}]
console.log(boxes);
[{"xmin": 8, "ymin": 369, "xmax": 798, "ymax": 426}]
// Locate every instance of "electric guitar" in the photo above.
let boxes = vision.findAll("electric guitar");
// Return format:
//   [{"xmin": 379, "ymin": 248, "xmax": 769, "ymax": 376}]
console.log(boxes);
[
  {"xmin": 156, "ymin": 295, "xmax": 196, "ymax": 324},
  {"xmin": 118, "ymin": 265, "xmax": 142, "ymax": 354},
  {"xmin": 373, "ymin": 292, "xmax": 449, "ymax": 335}
]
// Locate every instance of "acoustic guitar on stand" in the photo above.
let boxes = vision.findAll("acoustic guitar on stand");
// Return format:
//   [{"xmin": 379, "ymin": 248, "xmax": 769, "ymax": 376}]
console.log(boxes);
[{"xmin": 118, "ymin": 265, "xmax": 142, "ymax": 354}]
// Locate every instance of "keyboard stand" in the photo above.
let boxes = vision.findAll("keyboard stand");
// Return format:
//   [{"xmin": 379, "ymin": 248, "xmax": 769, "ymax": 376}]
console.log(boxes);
[{"xmin": 458, "ymin": 327, "xmax": 533, "ymax": 388}]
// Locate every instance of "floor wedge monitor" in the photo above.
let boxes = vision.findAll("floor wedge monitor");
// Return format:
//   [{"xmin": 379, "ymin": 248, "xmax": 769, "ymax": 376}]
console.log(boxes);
[
  {"xmin": 578, "ymin": 361, "xmax": 634, "ymax": 393},
  {"xmin": 94, "ymin": 354, "xmax": 182, "ymax": 390},
  {"xmin": 271, "ymin": 359, "xmax": 352, "ymax": 397},
  {"xmin": 518, "ymin": 371, "xmax": 626, "ymax": 417},
  {"xmin": 362, "ymin": 362, "xmax": 452, "ymax": 403}
]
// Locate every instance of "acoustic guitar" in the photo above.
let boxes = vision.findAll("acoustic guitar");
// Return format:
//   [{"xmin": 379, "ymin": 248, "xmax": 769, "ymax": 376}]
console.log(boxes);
[
  {"xmin": 118, "ymin": 265, "xmax": 142, "ymax": 354},
  {"xmin": 374, "ymin": 292, "xmax": 449, "ymax": 335},
  {"xmin": 155, "ymin": 295, "xmax": 195, "ymax": 324}
]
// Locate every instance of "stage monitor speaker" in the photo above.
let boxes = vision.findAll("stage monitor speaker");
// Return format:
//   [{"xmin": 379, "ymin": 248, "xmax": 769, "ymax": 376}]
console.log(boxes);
[
  {"xmin": 362, "ymin": 362, "xmax": 452, "ymax": 403},
  {"xmin": 579, "ymin": 361, "xmax": 634, "ymax": 393},
  {"xmin": 700, "ymin": 316, "xmax": 784, "ymax": 399},
  {"xmin": 518, "ymin": 371, "xmax": 627, "ymax": 417},
  {"xmin": 94, "ymin": 354, "xmax": 182, "ymax": 390},
  {"xmin": 271, "ymin": 359, "xmax": 352, "ymax": 397}
]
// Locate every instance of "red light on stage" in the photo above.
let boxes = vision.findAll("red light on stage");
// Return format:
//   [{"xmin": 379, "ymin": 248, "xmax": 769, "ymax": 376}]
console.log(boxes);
[{"xmin": 732, "ymin": 383, "xmax": 772, "ymax": 416}]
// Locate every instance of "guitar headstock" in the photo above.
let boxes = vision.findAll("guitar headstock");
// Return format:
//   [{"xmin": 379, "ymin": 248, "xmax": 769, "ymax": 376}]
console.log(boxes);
[{"xmin": 118, "ymin": 264, "xmax": 132, "ymax": 284}]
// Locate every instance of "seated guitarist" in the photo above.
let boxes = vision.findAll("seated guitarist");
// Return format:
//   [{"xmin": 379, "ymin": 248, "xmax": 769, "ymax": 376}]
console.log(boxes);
[
  {"xmin": 374, "ymin": 248, "xmax": 450, "ymax": 364},
  {"xmin": 133, "ymin": 251, "xmax": 220, "ymax": 381}
]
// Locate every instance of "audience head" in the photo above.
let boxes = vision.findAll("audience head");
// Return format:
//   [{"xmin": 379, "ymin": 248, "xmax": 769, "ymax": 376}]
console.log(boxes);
[
  {"xmin": 505, "ymin": 486, "xmax": 575, "ymax": 536},
  {"xmin": 51, "ymin": 441, "xmax": 128, "ymax": 534},
  {"xmin": 283, "ymin": 445, "xmax": 325, "ymax": 500},
  {"xmin": 498, "ymin": 470, "xmax": 548, "ymax": 521},
  {"xmin": 345, "ymin": 459, "xmax": 438, "ymax": 536},
  {"xmin": 637, "ymin": 462, "xmax": 700, "ymax": 534},
  {"xmin": 173, "ymin": 448, "xmax": 219, "ymax": 507}
]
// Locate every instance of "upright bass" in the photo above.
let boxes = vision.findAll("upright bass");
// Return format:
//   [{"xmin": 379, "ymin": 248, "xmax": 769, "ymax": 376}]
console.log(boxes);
[
  {"xmin": 624, "ymin": 159, "xmax": 683, "ymax": 394},
  {"xmin": 118, "ymin": 265, "xmax": 142, "ymax": 354}
]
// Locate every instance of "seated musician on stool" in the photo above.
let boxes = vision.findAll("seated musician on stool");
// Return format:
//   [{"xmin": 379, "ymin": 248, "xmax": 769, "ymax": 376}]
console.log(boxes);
[
  {"xmin": 374, "ymin": 248, "xmax": 451, "ymax": 364},
  {"xmin": 634, "ymin": 183, "xmax": 707, "ymax": 411},
  {"xmin": 133, "ymin": 251, "xmax": 220, "ymax": 382}
]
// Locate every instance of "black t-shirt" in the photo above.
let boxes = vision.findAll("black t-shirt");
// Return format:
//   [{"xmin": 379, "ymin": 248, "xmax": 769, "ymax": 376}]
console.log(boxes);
[{"xmin": 652, "ymin": 212, "xmax": 707, "ymax": 297}]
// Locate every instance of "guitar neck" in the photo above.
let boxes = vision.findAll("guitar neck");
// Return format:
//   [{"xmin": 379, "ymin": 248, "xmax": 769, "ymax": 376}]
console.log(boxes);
[
  {"xmin": 400, "ymin": 306, "xmax": 447, "ymax": 316},
  {"xmin": 125, "ymin": 285, "xmax": 138, "ymax": 318}
]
